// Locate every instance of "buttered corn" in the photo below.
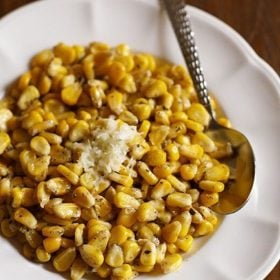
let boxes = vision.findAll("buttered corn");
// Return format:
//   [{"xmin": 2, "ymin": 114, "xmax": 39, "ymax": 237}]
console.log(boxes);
[{"xmin": 0, "ymin": 41, "xmax": 233, "ymax": 280}]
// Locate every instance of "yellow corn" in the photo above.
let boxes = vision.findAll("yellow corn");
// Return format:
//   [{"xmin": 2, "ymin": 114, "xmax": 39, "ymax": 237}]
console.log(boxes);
[
  {"xmin": 54, "ymin": 43, "xmax": 76, "ymax": 65},
  {"xmin": 148, "ymin": 125, "xmax": 169, "ymax": 146},
  {"xmin": 116, "ymin": 208, "xmax": 137, "ymax": 227},
  {"xmin": 118, "ymin": 74, "xmax": 136, "ymax": 93},
  {"xmin": 89, "ymin": 85, "xmax": 104, "ymax": 108},
  {"xmin": 14, "ymin": 208, "xmax": 37, "ymax": 229},
  {"xmin": 61, "ymin": 83, "xmax": 82, "ymax": 106},
  {"xmin": 108, "ymin": 61, "xmax": 126, "ymax": 85},
  {"xmin": 53, "ymin": 247, "xmax": 77, "ymax": 272},
  {"xmin": 70, "ymin": 257, "xmax": 88, "ymax": 280},
  {"xmin": 53, "ymin": 203, "xmax": 81, "ymax": 220},
  {"xmin": 140, "ymin": 241, "xmax": 157, "ymax": 266},
  {"xmin": 105, "ymin": 244, "xmax": 124, "ymax": 267},
  {"xmin": 166, "ymin": 192, "xmax": 192, "ymax": 208},
  {"xmin": 155, "ymin": 110, "xmax": 170, "ymax": 125},
  {"xmin": 43, "ymin": 237, "xmax": 62, "ymax": 253},
  {"xmin": 42, "ymin": 225, "xmax": 64, "ymax": 238},
  {"xmin": 161, "ymin": 253, "xmax": 182, "ymax": 274},
  {"xmin": 217, "ymin": 117, "xmax": 232, "ymax": 128},
  {"xmin": 20, "ymin": 188, "xmax": 37, "ymax": 207},
  {"xmin": 173, "ymin": 211, "xmax": 192, "ymax": 238},
  {"xmin": 1, "ymin": 219, "xmax": 17, "ymax": 238},
  {"xmin": 136, "ymin": 202, "xmax": 158, "ymax": 222},
  {"xmin": 156, "ymin": 243, "xmax": 167, "ymax": 264},
  {"xmin": 192, "ymin": 132, "xmax": 217, "ymax": 153},
  {"xmin": 185, "ymin": 119, "xmax": 204, "ymax": 132},
  {"xmin": 204, "ymin": 164, "xmax": 230, "ymax": 182},
  {"xmin": 166, "ymin": 175, "xmax": 188, "ymax": 192},
  {"xmin": 69, "ymin": 120, "xmax": 90, "ymax": 142},
  {"xmin": 144, "ymin": 80, "xmax": 167, "ymax": 98},
  {"xmin": 187, "ymin": 103, "xmax": 210, "ymax": 126},
  {"xmin": 179, "ymin": 144, "xmax": 204, "ymax": 159},
  {"xmin": 166, "ymin": 243, "xmax": 178, "ymax": 254},
  {"xmin": 114, "ymin": 192, "xmax": 140, "ymax": 209},
  {"xmin": 180, "ymin": 164, "xmax": 198, "ymax": 181},
  {"xmin": 199, "ymin": 180, "xmax": 225, "ymax": 192},
  {"xmin": 82, "ymin": 54, "xmax": 94, "ymax": 80},
  {"xmin": 57, "ymin": 165, "xmax": 79, "ymax": 185},
  {"xmin": 143, "ymin": 148, "xmax": 167, "ymax": 167},
  {"xmin": 17, "ymin": 85, "xmax": 40, "ymax": 110},
  {"xmin": 153, "ymin": 164, "xmax": 172, "ymax": 179},
  {"xmin": 112, "ymin": 264, "xmax": 133, "ymax": 279},
  {"xmin": 165, "ymin": 143, "xmax": 180, "ymax": 162},
  {"xmin": 107, "ymin": 90, "xmax": 124, "ymax": 115},
  {"xmin": 38, "ymin": 74, "xmax": 52, "ymax": 95},
  {"xmin": 119, "ymin": 110, "xmax": 138, "ymax": 125},
  {"xmin": 162, "ymin": 221, "xmax": 182, "ymax": 243},
  {"xmin": 151, "ymin": 179, "xmax": 173, "ymax": 199},
  {"xmin": 96, "ymin": 265, "xmax": 112, "ymax": 279},
  {"xmin": 36, "ymin": 182, "xmax": 51, "ymax": 208},
  {"xmin": 175, "ymin": 235, "xmax": 193, "ymax": 252},
  {"xmin": 30, "ymin": 136, "xmax": 51, "ymax": 156},
  {"xmin": 137, "ymin": 161, "xmax": 158, "ymax": 185},
  {"xmin": 0, "ymin": 178, "xmax": 11, "ymax": 204},
  {"xmin": 61, "ymin": 238, "xmax": 75, "ymax": 249},
  {"xmin": 24, "ymin": 229, "xmax": 42, "ymax": 249},
  {"xmin": 199, "ymin": 191, "xmax": 219, "ymax": 207},
  {"xmin": 133, "ymin": 264, "xmax": 154, "ymax": 273},
  {"xmin": 79, "ymin": 244, "xmax": 104, "ymax": 268},
  {"xmin": 88, "ymin": 228, "xmax": 110, "ymax": 252},
  {"xmin": 18, "ymin": 71, "xmax": 32, "ymax": 91},
  {"xmin": 0, "ymin": 108, "xmax": 13, "ymax": 132},
  {"xmin": 36, "ymin": 247, "xmax": 51, "ymax": 263},
  {"xmin": 168, "ymin": 122, "xmax": 186, "ymax": 138},
  {"xmin": 0, "ymin": 131, "xmax": 11, "ymax": 155},
  {"xmin": 75, "ymin": 224, "xmax": 85, "ymax": 246},
  {"xmin": 72, "ymin": 186, "xmax": 95, "ymax": 208},
  {"xmin": 94, "ymin": 195, "xmax": 112, "ymax": 219},
  {"xmin": 131, "ymin": 103, "xmax": 152, "ymax": 122},
  {"xmin": 46, "ymin": 177, "xmax": 71, "ymax": 196},
  {"xmin": 109, "ymin": 225, "xmax": 133, "ymax": 246},
  {"xmin": 122, "ymin": 240, "xmax": 140, "ymax": 263},
  {"xmin": 39, "ymin": 132, "xmax": 62, "ymax": 145},
  {"xmin": 108, "ymin": 172, "xmax": 133, "ymax": 187},
  {"xmin": 194, "ymin": 220, "xmax": 214, "ymax": 236}
]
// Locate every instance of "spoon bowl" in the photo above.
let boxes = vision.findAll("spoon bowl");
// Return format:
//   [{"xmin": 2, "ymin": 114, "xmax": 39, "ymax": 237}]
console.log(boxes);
[
  {"xmin": 206, "ymin": 121, "xmax": 255, "ymax": 214},
  {"xmin": 163, "ymin": 0, "xmax": 255, "ymax": 214}
]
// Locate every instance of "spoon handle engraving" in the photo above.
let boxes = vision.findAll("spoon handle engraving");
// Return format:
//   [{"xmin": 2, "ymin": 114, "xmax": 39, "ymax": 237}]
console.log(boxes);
[{"xmin": 163, "ymin": 0, "xmax": 214, "ymax": 117}]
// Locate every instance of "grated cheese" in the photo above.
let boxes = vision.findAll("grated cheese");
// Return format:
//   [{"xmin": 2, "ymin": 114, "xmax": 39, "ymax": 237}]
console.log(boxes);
[{"xmin": 77, "ymin": 117, "xmax": 139, "ymax": 180}]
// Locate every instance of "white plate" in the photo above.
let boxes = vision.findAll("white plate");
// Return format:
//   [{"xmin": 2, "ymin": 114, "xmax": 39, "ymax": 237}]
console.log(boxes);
[{"xmin": 0, "ymin": 0, "xmax": 279, "ymax": 279}]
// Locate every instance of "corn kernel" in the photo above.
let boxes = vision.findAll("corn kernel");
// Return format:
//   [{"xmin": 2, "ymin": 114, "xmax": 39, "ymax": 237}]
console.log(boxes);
[
  {"xmin": 14, "ymin": 207, "xmax": 37, "ymax": 229},
  {"xmin": 0, "ymin": 131, "xmax": 11, "ymax": 155},
  {"xmin": 79, "ymin": 244, "xmax": 104, "ymax": 268},
  {"xmin": 70, "ymin": 257, "xmax": 88, "ymax": 280},
  {"xmin": 43, "ymin": 237, "xmax": 62, "ymax": 253},
  {"xmin": 143, "ymin": 148, "xmax": 167, "ymax": 167},
  {"xmin": 162, "ymin": 221, "xmax": 181, "ymax": 243},
  {"xmin": 53, "ymin": 247, "xmax": 76, "ymax": 272},
  {"xmin": 199, "ymin": 180, "xmax": 225, "ymax": 192},
  {"xmin": 137, "ymin": 202, "xmax": 158, "ymax": 222},
  {"xmin": 161, "ymin": 253, "xmax": 182, "ymax": 274},
  {"xmin": 72, "ymin": 186, "xmax": 95, "ymax": 208},
  {"xmin": 166, "ymin": 192, "xmax": 192, "ymax": 208},
  {"xmin": 105, "ymin": 244, "xmax": 124, "ymax": 267}
]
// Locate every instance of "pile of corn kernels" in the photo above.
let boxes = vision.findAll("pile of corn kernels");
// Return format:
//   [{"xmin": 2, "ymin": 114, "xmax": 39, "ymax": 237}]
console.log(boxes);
[{"xmin": 0, "ymin": 42, "xmax": 232, "ymax": 280}]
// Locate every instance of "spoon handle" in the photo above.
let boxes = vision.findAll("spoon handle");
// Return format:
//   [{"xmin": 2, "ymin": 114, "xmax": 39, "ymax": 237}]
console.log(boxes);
[{"xmin": 163, "ymin": 0, "xmax": 214, "ymax": 117}]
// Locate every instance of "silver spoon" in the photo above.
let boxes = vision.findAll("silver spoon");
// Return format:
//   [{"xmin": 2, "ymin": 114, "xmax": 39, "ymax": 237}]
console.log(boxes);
[{"xmin": 163, "ymin": 0, "xmax": 255, "ymax": 214}]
